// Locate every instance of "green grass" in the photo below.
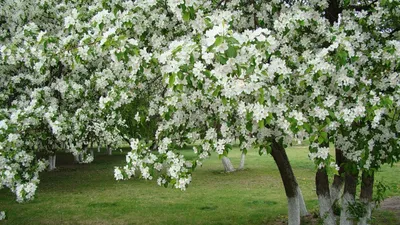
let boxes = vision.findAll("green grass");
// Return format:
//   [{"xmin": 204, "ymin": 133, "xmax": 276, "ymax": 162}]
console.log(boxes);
[{"xmin": 0, "ymin": 146, "xmax": 399, "ymax": 225}]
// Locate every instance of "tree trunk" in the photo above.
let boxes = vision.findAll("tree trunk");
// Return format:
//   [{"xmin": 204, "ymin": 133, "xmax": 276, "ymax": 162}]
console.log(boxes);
[
  {"xmin": 48, "ymin": 155, "xmax": 54, "ymax": 171},
  {"xmin": 74, "ymin": 154, "xmax": 80, "ymax": 163},
  {"xmin": 331, "ymin": 148, "xmax": 345, "ymax": 203},
  {"xmin": 358, "ymin": 171, "xmax": 374, "ymax": 225},
  {"xmin": 270, "ymin": 140, "xmax": 304, "ymax": 225},
  {"xmin": 90, "ymin": 149, "xmax": 94, "ymax": 159},
  {"xmin": 340, "ymin": 169, "xmax": 359, "ymax": 225},
  {"xmin": 78, "ymin": 152, "xmax": 83, "ymax": 162},
  {"xmin": 52, "ymin": 154, "xmax": 56, "ymax": 170},
  {"xmin": 316, "ymin": 168, "xmax": 336, "ymax": 224},
  {"xmin": 238, "ymin": 153, "xmax": 246, "ymax": 170},
  {"xmin": 221, "ymin": 156, "xmax": 235, "ymax": 172},
  {"xmin": 107, "ymin": 145, "xmax": 112, "ymax": 155},
  {"xmin": 297, "ymin": 186, "xmax": 309, "ymax": 216},
  {"xmin": 325, "ymin": 0, "xmax": 342, "ymax": 25},
  {"xmin": 97, "ymin": 141, "xmax": 101, "ymax": 152}
]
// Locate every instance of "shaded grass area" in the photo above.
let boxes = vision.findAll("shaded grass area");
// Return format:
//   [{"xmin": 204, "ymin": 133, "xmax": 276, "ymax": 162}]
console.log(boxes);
[{"xmin": 0, "ymin": 146, "xmax": 399, "ymax": 225}]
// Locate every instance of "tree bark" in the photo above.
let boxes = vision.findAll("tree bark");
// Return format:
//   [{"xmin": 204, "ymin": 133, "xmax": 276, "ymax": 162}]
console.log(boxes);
[
  {"xmin": 358, "ymin": 171, "xmax": 374, "ymax": 225},
  {"xmin": 78, "ymin": 152, "xmax": 83, "ymax": 162},
  {"xmin": 340, "ymin": 169, "xmax": 359, "ymax": 225},
  {"xmin": 48, "ymin": 155, "xmax": 54, "ymax": 171},
  {"xmin": 270, "ymin": 140, "xmax": 304, "ymax": 225},
  {"xmin": 238, "ymin": 153, "xmax": 246, "ymax": 170},
  {"xmin": 330, "ymin": 148, "xmax": 345, "ymax": 203},
  {"xmin": 74, "ymin": 154, "xmax": 80, "ymax": 163},
  {"xmin": 52, "ymin": 154, "xmax": 56, "ymax": 170},
  {"xmin": 221, "ymin": 156, "xmax": 235, "ymax": 172},
  {"xmin": 97, "ymin": 141, "xmax": 101, "ymax": 152},
  {"xmin": 297, "ymin": 186, "xmax": 309, "ymax": 216},
  {"xmin": 316, "ymin": 168, "xmax": 336, "ymax": 224},
  {"xmin": 325, "ymin": 0, "xmax": 342, "ymax": 25},
  {"xmin": 107, "ymin": 145, "xmax": 112, "ymax": 155},
  {"xmin": 90, "ymin": 150, "xmax": 94, "ymax": 159}
]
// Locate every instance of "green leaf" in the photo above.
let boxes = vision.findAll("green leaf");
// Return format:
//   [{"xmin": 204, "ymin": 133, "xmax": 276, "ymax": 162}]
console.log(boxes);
[
  {"xmin": 169, "ymin": 73, "xmax": 176, "ymax": 87},
  {"xmin": 172, "ymin": 45, "xmax": 183, "ymax": 56},
  {"xmin": 303, "ymin": 123, "xmax": 312, "ymax": 133},
  {"xmin": 214, "ymin": 36, "xmax": 224, "ymax": 46},
  {"xmin": 246, "ymin": 65, "xmax": 255, "ymax": 75},
  {"xmin": 258, "ymin": 120, "xmax": 264, "ymax": 128},
  {"xmin": 222, "ymin": 97, "xmax": 228, "ymax": 105},
  {"xmin": 337, "ymin": 48, "xmax": 348, "ymax": 66},
  {"xmin": 212, "ymin": 86, "xmax": 221, "ymax": 96},
  {"xmin": 183, "ymin": 11, "xmax": 190, "ymax": 22},
  {"xmin": 258, "ymin": 88, "xmax": 265, "ymax": 104},
  {"xmin": 310, "ymin": 135, "xmax": 316, "ymax": 142},
  {"xmin": 226, "ymin": 45, "xmax": 237, "ymax": 58},
  {"xmin": 266, "ymin": 145, "xmax": 272, "ymax": 154},
  {"xmin": 216, "ymin": 54, "xmax": 227, "ymax": 64},
  {"xmin": 320, "ymin": 132, "xmax": 328, "ymax": 142},
  {"xmin": 318, "ymin": 136, "xmax": 324, "ymax": 144},
  {"xmin": 265, "ymin": 114, "xmax": 272, "ymax": 125}
]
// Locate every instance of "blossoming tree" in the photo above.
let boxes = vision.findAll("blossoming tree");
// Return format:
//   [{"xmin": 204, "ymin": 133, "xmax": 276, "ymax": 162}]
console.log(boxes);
[{"xmin": 1, "ymin": 0, "xmax": 399, "ymax": 224}]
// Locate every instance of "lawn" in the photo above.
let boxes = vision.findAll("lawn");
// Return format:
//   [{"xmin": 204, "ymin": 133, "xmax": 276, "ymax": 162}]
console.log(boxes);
[{"xmin": 1, "ymin": 145, "xmax": 399, "ymax": 225}]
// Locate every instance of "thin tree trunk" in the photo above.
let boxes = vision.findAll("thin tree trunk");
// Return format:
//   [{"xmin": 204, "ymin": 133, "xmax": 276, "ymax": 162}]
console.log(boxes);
[
  {"xmin": 340, "ymin": 169, "xmax": 359, "ymax": 225},
  {"xmin": 358, "ymin": 171, "xmax": 374, "ymax": 225},
  {"xmin": 107, "ymin": 145, "xmax": 112, "ymax": 155},
  {"xmin": 48, "ymin": 155, "xmax": 54, "ymax": 171},
  {"xmin": 316, "ymin": 168, "xmax": 336, "ymax": 224},
  {"xmin": 97, "ymin": 141, "xmax": 101, "ymax": 152},
  {"xmin": 238, "ymin": 153, "xmax": 246, "ymax": 170},
  {"xmin": 78, "ymin": 152, "xmax": 83, "ymax": 162},
  {"xmin": 221, "ymin": 156, "xmax": 235, "ymax": 172},
  {"xmin": 270, "ymin": 140, "xmax": 303, "ymax": 225},
  {"xmin": 90, "ymin": 149, "xmax": 94, "ymax": 159},
  {"xmin": 331, "ymin": 148, "xmax": 345, "ymax": 203},
  {"xmin": 74, "ymin": 154, "xmax": 80, "ymax": 163},
  {"xmin": 52, "ymin": 154, "xmax": 56, "ymax": 170}
]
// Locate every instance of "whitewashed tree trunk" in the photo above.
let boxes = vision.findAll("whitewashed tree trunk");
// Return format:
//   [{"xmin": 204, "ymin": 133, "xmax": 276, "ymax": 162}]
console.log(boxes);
[
  {"xmin": 358, "ymin": 202, "xmax": 373, "ymax": 225},
  {"xmin": 221, "ymin": 156, "xmax": 235, "ymax": 172},
  {"xmin": 287, "ymin": 195, "xmax": 301, "ymax": 225},
  {"xmin": 78, "ymin": 153, "xmax": 83, "ymax": 162},
  {"xmin": 330, "ymin": 181, "xmax": 342, "ymax": 203},
  {"xmin": 340, "ymin": 171, "xmax": 358, "ymax": 225},
  {"xmin": 107, "ymin": 145, "xmax": 112, "ymax": 155},
  {"xmin": 90, "ymin": 149, "xmax": 94, "ymax": 159},
  {"xmin": 74, "ymin": 154, "xmax": 80, "ymax": 163},
  {"xmin": 238, "ymin": 153, "xmax": 246, "ymax": 170},
  {"xmin": 97, "ymin": 141, "xmax": 101, "ymax": 152},
  {"xmin": 316, "ymin": 168, "xmax": 335, "ymax": 224},
  {"xmin": 52, "ymin": 154, "xmax": 56, "ymax": 170},
  {"xmin": 48, "ymin": 155, "xmax": 54, "ymax": 171},
  {"xmin": 358, "ymin": 171, "xmax": 374, "ymax": 225},
  {"xmin": 340, "ymin": 192, "xmax": 355, "ymax": 225},
  {"xmin": 330, "ymin": 148, "xmax": 345, "ymax": 203},
  {"xmin": 297, "ymin": 186, "xmax": 309, "ymax": 216},
  {"xmin": 270, "ymin": 140, "xmax": 304, "ymax": 225},
  {"xmin": 318, "ymin": 195, "xmax": 335, "ymax": 225}
]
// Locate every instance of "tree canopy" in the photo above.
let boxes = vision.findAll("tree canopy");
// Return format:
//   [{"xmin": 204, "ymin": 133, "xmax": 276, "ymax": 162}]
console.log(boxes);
[{"xmin": 1, "ymin": 0, "xmax": 399, "ymax": 224}]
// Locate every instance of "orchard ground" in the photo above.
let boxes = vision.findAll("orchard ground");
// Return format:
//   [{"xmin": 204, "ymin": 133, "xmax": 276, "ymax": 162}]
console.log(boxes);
[{"xmin": 0, "ymin": 145, "xmax": 399, "ymax": 225}]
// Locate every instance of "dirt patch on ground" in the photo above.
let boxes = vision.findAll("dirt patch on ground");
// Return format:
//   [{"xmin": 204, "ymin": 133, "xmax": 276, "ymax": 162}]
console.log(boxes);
[
  {"xmin": 269, "ymin": 197, "xmax": 400, "ymax": 225},
  {"xmin": 380, "ymin": 196, "xmax": 400, "ymax": 211},
  {"xmin": 378, "ymin": 196, "xmax": 400, "ymax": 219}
]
